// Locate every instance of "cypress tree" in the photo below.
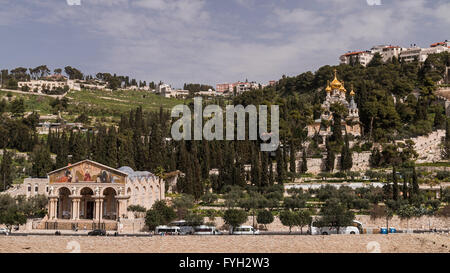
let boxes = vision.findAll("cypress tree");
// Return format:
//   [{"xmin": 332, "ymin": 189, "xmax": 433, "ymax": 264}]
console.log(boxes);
[
  {"xmin": 261, "ymin": 152, "xmax": 269, "ymax": 187},
  {"xmin": 392, "ymin": 165, "xmax": 399, "ymax": 201},
  {"xmin": 117, "ymin": 131, "xmax": 135, "ymax": 169},
  {"xmin": 250, "ymin": 144, "xmax": 261, "ymax": 187},
  {"xmin": 71, "ymin": 132, "xmax": 87, "ymax": 163},
  {"xmin": 276, "ymin": 147, "xmax": 285, "ymax": 183},
  {"xmin": 300, "ymin": 149, "xmax": 308, "ymax": 174},
  {"xmin": 289, "ymin": 140, "xmax": 296, "ymax": 173},
  {"xmin": 55, "ymin": 132, "xmax": 69, "ymax": 169},
  {"xmin": 106, "ymin": 127, "xmax": 118, "ymax": 168},
  {"xmin": 325, "ymin": 138, "xmax": 335, "ymax": 172},
  {"xmin": 0, "ymin": 149, "xmax": 14, "ymax": 191},
  {"xmin": 93, "ymin": 126, "xmax": 108, "ymax": 165},
  {"xmin": 412, "ymin": 166, "xmax": 419, "ymax": 196},
  {"xmin": 200, "ymin": 140, "xmax": 211, "ymax": 180},
  {"xmin": 191, "ymin": 141, "xmax": 203, "ymax": 199},
  {"xmin": 269, "ymin": 158, "xmax": 274, "ymax": 186},
  {"xmin": 402, "ymin": 175, "xmax": 408, "ymax": 200},
  {"xmin": 340, "ymin": 134, "xmax": 353, "ymax": 171}
]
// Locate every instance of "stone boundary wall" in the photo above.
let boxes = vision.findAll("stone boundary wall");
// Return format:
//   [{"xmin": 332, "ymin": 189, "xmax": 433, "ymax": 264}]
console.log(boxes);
[
  {"xmin": 208, "ymin": 215, "xmax": 449, "ymax": 232},
  {"xmin": 295, "ymin": 152, "xmax": 371, "ymax": 175}
]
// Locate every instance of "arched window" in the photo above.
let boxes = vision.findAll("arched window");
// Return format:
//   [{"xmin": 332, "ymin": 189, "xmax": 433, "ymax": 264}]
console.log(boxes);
[
  {"xmin": 34, "ymin": 184, "xmax": 38, "ymax": 193},
  {"xmin": 27, "ymin": 184, "xmax": 31, "ymax": 192}
]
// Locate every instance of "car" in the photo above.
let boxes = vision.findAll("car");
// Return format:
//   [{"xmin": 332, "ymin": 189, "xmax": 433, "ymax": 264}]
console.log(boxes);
[
  {"xmin": 232, "ymin": 225, "xmax": 260, "ymax": 235},
  {"xmin": 88, "ymin": 229, "xmax": 106, "ymax": 236},
  {"xmin": 0, "ymin": 228, "xmax": 9, "ymax": 235}
]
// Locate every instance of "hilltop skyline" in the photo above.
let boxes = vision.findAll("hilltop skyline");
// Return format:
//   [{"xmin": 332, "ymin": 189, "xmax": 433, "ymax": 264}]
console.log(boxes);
[{"xmin": 0, "ymin": 0, "xmax": 449, "ymax": 88}]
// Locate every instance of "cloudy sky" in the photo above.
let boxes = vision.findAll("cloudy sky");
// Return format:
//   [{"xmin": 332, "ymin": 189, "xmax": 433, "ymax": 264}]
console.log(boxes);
[{"xmin": 0, "ymin": 0, "xmax": 449, "ymax": 88}]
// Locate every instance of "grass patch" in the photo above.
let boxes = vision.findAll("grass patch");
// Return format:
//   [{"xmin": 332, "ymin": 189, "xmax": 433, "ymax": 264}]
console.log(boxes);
[
  {"xmin": 416, "ymin": 162, "xmax": 450, "ymax": 167},
  {"xmin": 66, "ymin": 89, "xmax": 188, "ymax": 114}
]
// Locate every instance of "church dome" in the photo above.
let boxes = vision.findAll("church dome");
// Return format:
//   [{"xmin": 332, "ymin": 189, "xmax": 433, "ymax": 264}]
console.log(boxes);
[
  {"xmin": 325, "ymin": 81, "xmax": 332, "ymax": 92},
  {"xmin": 339, "ymin": 81, "xmax": 347, "ymax": 93},
  {"xmin": 118, "ymin": 166, "xmax": 135, "ymax": 174},
  {"xmin": 330, "ymin": 70, "xmax": 342, "ymax": 89}
]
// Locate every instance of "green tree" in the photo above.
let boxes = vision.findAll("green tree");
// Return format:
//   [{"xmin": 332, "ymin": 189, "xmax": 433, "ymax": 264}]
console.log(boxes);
[
  {"xmin": 340, "ymin": 134, "xmax": 353, "ymax": 171},
  {"xmin": 0, "ymin": 149, "xmax": 14, "ymax": 191},
  {"xmin": 317, "ymin": 199, "xmax": 355, "ymax": 234},
  {"xmin": 0, "ymin": 195, "xmax": 27, "ymax": 232},
  {"xmin": 145, "ymin": 200, "xmax": 176, "ymax": 231},
  {"xmin": 256, "ymin": 210, "xmax": 274, "ymax": 230},
  {"xmin": 300, "ymin": 148, "xmax": 308, "ymax": 174},
  {"xmin": 297, "ymin": 210, "xmax": 312, "ymax": 235},
  {"xmin": 185, "ymin": 211, "xmax": 204, "ymax": 227},
  {"xmin": 30, "ymin": 145, "xmax": 52, "ymax": 178},
  {"xmin": 279, "ymin": 210, "xmax": 299, "ymax": 234},
  {"xmin": 223, "ymin": 209, "xmax": 247, "ymax": 234},
  {"xmin": 325, "ymin": 138, "xmax": 335, "ymax": 172},
  {"xmin": 172, "ymin": 194, "xmax": 195, "ymax": 220},
  {"xmin": 10, "ymin": 98, "xmax": 25, "ymax": 117}
]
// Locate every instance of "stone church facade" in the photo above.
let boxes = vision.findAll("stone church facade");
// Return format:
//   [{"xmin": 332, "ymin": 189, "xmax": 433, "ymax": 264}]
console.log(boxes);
[{"xmin": 3, "ymin": 160, "xmax": 165, "ymax": 230}]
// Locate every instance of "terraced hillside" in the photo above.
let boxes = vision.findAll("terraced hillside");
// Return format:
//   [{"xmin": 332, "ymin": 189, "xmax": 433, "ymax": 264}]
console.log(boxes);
[{"xmin": 0, "ymin": 89, "xmax": 187, "ymax": 121}]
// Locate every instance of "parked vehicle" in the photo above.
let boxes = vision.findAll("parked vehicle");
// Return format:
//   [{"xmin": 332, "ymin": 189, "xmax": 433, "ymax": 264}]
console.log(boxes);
[
  {"xmin": 0, "ymin": 228, "xmax": 9, "ymax": 235},
  {"xmin": 232, "ymin": 225, "xmax": 260, "ymax": 235},
  {"xmin": 311, "ymin": 220, "xmax": 361, "ymax": 235},
  {"xmin": 88, "ymin": 229, "xmax": 106, "ymax": 236},
  {"xmin": 155, "ymin": 226, "xmax": 180, "ymax": 235},
  {"xmin": 170, "ymin": 220, "xmax": 194, "ymax": 235},
  {"xmin": 193, "ymin": 225, "xmax": 221, "ymax": 235}
]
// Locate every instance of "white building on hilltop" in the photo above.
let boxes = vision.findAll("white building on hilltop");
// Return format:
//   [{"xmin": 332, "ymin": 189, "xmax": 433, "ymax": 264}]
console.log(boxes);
[
  {"xmin": 158, "ymin": 83, "xmax": 189, "ymax": 98},
  {"xmin": 341, "ymin": 40, "xmax": 449, "ymax": 66},
  {"xmin": 339, "ymin": 51, "xmax": 374, "ymax": 67}
]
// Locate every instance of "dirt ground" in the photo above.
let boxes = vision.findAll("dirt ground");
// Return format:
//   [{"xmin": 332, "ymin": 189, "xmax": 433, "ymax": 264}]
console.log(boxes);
[{"xmin": 0, "ymin": 234, "xmax": 449, "ymax": 253}]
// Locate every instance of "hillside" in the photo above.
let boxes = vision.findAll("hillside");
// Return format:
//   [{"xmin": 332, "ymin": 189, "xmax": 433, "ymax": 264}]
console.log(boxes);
[{"xmin": 0, "ymin": 88, "xmax": 187, "ymax": 122}]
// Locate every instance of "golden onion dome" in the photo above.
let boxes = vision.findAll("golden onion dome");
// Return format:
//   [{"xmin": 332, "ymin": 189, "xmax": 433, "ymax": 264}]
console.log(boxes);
[
  {"xmin": 339, "ymin": 81, "xmax": 347, "ymax": 93},
  {"xmin": 325, "ymin": 81, "xmax": 332, "ymax": 92},
  {"xmin": 350, "ymin": 85, "xmax": 355, "ymax": 96},
  {"xmin": 330, "ymin": 69, "xmax": 342, "ymax": 89}
]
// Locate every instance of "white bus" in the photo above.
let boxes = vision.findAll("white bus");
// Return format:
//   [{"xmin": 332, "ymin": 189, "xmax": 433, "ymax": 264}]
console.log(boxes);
[
  {"xmin": 232, "ymin": 225, "xmax": 260, "ymax": 235},
  {"xmin": 311, "ymin": 220, "xmax": 362, "ymax": 235},
  {"xmin": 193, "ymin": 225, "xmax": 221, "ymax": 235},
  {"xmin": 170, "ymin": 220, "xmax": 194, "ymax": 235},
  {"xmin": 155, "ymin": 225, "xmax": 180, "ymax": 235}
]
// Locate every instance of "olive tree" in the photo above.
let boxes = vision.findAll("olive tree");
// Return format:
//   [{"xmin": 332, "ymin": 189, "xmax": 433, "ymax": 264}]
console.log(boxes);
[{"xmin": 223, "ymin": 209, "xmax": 247, "ymax": 234}]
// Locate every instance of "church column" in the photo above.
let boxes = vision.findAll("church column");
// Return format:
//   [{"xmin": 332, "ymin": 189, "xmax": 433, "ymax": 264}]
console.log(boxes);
[
  {"xmin": 70, "ymin": 197, "xmax": 81, "ymax": 220},
  {"xmin": 49, "ymin": 197, "xmax": 58, "ymax": 220},
  {"xmin": 93, "ymin": 197, "xmax": 104, "ymax": 221},
  {"xmin": 94, "ymin": 199, "xmax": 100, "ymax": 221},
  {"xmin": 99, "ymin": 199, "xmax": 104, "ymax": 221},
  {"xmin": 76, "ymin": 199, "xmax": 81, "ymax": 220}
]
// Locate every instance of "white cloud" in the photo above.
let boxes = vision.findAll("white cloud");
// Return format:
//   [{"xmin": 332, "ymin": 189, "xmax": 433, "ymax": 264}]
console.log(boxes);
[{"xmin": 0, "ymin": 0, "xmax": 449, "ymax": 86}]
